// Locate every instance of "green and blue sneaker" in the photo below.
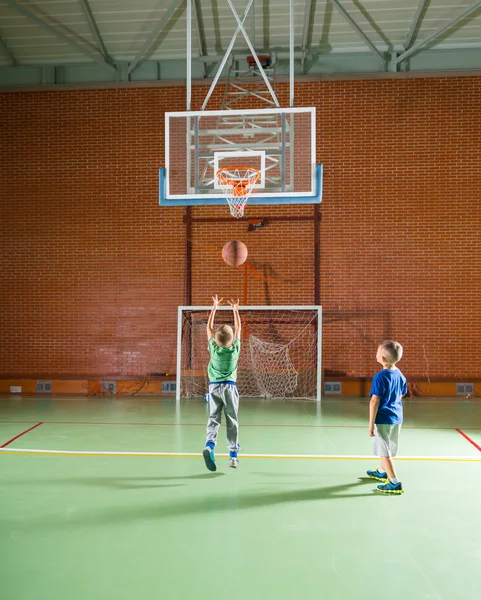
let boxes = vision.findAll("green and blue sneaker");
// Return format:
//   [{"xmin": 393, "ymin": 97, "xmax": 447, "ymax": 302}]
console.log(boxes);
[
  {"xmin": 367, "ymin": 468, "xmax": 388, "ymax": 482},
  {"xmin": 376, "ymin": 480, "xmax": 404, "ymax": 495},
  {"xmin": 203, "ymin": 446, "xmax": 216, "ymax": 472}
]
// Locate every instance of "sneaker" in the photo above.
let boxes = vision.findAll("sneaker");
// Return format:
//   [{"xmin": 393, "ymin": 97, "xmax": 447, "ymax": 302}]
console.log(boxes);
[
  {"xmin": 367, "ymin": 468, "xmax": 388, "ymax": 482},
  {"xmin": 202, "ymin": 447, "xmax": 216, "ymax": 472},
  {"xmin": 376, "ymin": 480, "xmax": 404, "ymax": 495},
  {"xmin": 228, "ymin": 457, "xmax": 239, "ymax": 468}
]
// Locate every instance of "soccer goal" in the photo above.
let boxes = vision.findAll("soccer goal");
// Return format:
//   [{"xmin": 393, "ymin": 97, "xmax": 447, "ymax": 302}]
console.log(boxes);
[{"xmin": 177, "ymin": 306, "xmax": 322, "ymax": 401}]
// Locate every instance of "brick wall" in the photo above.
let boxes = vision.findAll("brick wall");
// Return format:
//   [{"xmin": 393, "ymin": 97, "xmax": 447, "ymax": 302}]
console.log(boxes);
[{"xmin": 1, "ymin": 76, "xmax": 480, "ymax": 381}]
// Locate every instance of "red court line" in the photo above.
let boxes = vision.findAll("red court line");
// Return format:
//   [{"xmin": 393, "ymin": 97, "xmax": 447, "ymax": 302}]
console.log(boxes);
[
  {"xmin": 456, "ymin": 429, "xmax": 481, "ymax": 452},
  {"xmin": 2, "ymin": 419, "xmax": 356, "ymax": 428},
  {"xmin": 0, "ymin": 422, "xmax": 43, "ymax": 448}
]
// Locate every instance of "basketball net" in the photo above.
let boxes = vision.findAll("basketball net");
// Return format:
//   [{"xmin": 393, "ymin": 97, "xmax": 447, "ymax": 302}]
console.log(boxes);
[{"xmin": 216, "ymin": 166, "xmax": 260, "ymax": 218}]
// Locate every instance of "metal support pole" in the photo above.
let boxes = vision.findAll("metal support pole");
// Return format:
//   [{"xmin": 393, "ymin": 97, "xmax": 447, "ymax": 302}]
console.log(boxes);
[
  {"xmin": 388, "ymin": 51, "xmax": 398, "ymax": 72},
  {"xmin": 314, "ymin": 204, "xmax": 321, "ymax": 305},
  {"xmin": 316, "ymin": 306, "xmax": 322, "ymax": 402},
  {"xmin": 182, "ymin": 207, "xmax": 193, "ymax": 399},
  {"xmin": 176, "ymin": 307, "xmax": 183, "ymax": 401},
  {"xmin": 187, "ymin": 0, "xmax": 192, "ymax": 110},
  {"xmin": 186, "ymin": 0, "xmax": 192, "ymax": 195},
  {"xmin": 290, "ymin": 0, "xmax": 294, "ymax": 107},
  {"xmin": 290, "ymin": 112, "xmax": 295, "ymax": 192},
  {"xmin": 186, "ymin": 114, "xmax": 191, "ymax": 194},
  {"xmin": 185, "ymin": 207, "xmax": 193, "ymax": 305},
  {"xmin": 194, "ymin": 116, "xmax": 199, "ymax": 193},
  {"xmin": 314, "ymin": 202, "xmax": 322, "ymax": 402},
  {"xmin": 281, "ymin": 114, "xmax": 287, "ymax": 191},
  {"xmin": 243, "ymin": 262, "xmax": 248, "ymax": 305}
]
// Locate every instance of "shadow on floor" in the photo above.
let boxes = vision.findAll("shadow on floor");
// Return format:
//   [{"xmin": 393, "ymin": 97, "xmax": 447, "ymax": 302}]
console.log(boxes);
[{"xmin": 1, "ymin": 479, "xmax": 381, "ymax": 532}]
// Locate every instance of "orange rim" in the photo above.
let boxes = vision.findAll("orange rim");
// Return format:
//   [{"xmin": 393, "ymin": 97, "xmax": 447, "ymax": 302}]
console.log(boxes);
[{"xmin": 216, "ymin": 166, "xmax": 261, "ymax": 196}]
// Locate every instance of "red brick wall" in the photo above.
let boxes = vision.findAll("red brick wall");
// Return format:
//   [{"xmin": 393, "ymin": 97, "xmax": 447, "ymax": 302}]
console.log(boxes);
[{"xmin": 1, "ymin": 76, "xmax": 480, "ymax": 380}]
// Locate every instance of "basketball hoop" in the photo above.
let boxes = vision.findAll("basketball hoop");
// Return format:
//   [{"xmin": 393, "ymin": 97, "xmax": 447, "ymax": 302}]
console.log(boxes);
[{"xmin": 216, "ymin": 166, "xmax": 261, "ymax": 218}]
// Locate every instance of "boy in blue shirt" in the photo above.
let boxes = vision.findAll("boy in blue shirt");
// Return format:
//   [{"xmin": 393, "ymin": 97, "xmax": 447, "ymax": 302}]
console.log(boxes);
[
  {"xmin": 367, "ymin": 340, "xmax": 407, "ymax": 494},
  {"xmin": 202, "ymin": 295, "xmax": 241, "ymax": 472}
]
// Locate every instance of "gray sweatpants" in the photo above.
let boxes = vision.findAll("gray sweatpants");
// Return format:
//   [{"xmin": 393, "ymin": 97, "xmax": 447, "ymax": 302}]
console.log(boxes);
[{"xmin": 206, "ymin": 382, "xmax": 240, "ymax": 452}]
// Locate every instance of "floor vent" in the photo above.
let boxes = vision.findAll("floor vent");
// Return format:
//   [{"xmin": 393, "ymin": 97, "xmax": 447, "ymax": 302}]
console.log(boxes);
[
  {"xmin": 324, "ymin": 382, "xmax": 342, "ymax": 394},
  {"xmin": 457, "ymin": 383, "xmax": 474, "ymax": 396},
  {"xmin": 162, "ymin": 381, "xmax": 176, "ymax": 393},
  {"xmin": 36, "ymin": 381, "xmax": 52, "ymax": 393},
  {"xmin": 101, "ymin": 381, "xmax": 116, "ymax": 394}
]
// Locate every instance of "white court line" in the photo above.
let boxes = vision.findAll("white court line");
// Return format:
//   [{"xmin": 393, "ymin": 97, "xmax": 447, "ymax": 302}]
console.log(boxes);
[{"xmin": 1, "ymin": 448, "xmax": 481, "ymax": 462}]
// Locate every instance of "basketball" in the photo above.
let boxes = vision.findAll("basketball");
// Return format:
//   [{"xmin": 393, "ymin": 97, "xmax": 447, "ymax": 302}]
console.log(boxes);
[{"xmin": 222, "ymin": 240, "xmax": 248, "ymax": 267}]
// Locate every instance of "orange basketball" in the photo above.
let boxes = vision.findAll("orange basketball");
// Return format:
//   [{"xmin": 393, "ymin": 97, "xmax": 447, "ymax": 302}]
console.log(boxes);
[{"xmin": 222, "ymin": 240, "xmax": 248, "ymax": 267}]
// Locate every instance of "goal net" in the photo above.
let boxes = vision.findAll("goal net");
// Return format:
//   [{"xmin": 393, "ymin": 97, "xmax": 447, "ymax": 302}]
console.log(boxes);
[{"xmin": 177, "ymin": 306, "xmax": 322, "ymax": 400}]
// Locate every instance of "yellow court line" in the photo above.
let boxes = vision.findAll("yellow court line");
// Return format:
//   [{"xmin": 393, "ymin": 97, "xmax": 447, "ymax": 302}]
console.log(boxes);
[{"xmin": 1, "ymin": 448, "xmax": 481, "ymax": 463}]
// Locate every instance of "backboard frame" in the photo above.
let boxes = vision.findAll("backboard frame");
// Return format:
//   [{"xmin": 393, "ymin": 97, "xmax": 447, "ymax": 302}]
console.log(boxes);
[{"xmin": 160, "ymin": 106, "xmax": 322, "ymax": 206}]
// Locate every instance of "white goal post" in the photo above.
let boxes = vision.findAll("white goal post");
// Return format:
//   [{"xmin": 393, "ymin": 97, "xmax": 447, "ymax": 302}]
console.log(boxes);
[{"xmin": 176, "ymin": 306, "xmax": 322, "ymax": 401}]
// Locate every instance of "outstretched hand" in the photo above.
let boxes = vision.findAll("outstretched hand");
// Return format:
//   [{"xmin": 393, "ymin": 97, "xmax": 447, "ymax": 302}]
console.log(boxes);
[
  {"xmin": 212, "ymin": 295, "xmax": 223, "ymax": 308},
  {"xmin": 228, "ymin": 298, "xmax": 240, "ymax": 311}
]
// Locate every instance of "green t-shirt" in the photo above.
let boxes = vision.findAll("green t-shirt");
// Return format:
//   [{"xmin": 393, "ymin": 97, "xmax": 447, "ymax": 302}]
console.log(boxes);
[{"xmin": 207, "ymin": 338, "xmax": 241, "ymax": 382}]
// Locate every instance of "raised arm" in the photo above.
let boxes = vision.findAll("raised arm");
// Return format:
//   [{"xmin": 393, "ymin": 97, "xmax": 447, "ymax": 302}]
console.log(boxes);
[
  {"xmin": 207, "ymin": 295, "xmax": 222, "ymax": 340},
  {"xmin": 228, "ymin": 298, "xmax": 241, "ymax": 339}
]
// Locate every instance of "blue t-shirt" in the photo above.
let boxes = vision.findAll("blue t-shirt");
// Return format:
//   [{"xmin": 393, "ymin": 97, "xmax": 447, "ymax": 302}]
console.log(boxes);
[{"xmin": 370, "ymin": 368, "xmax": 407, "ymax": 425}]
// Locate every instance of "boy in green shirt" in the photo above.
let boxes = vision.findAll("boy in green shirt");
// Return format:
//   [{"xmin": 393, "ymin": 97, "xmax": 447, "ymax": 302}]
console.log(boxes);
[{"xmin": 202, "ymin": 295, "xmax": 241, "ymax": 472}]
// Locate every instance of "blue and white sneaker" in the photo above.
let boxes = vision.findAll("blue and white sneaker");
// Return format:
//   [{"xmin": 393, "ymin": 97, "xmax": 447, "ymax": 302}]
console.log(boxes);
[
  {"xmin": 202, "ymin": 446, "xmax": 216, "ymax": 472},
  {"xmin": 228, "ymin": 457, "xmax": 239, "ymax": 468},
  {"xmin": 376, "ymin": 480, "xmax": 404, "ymax": 495},
  {"xmin": 367, "ymin": 468, "xmax": 388, "ymax": 482}
]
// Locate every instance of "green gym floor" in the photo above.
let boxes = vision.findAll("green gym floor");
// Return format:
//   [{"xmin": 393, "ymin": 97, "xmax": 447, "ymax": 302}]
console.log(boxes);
[{"xmin": 1, "ymin": 397, "xmax": 481, "ymax": 600}]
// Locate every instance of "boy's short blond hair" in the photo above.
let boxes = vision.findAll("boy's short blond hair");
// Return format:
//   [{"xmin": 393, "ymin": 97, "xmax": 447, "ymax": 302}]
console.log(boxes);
[
  {"xmin": 379, "ymin": 340, "xmax": 403, "ymax": 365},
  {"xmin": 215, "ymin": 325, "xmax": 234, "ymax": 348}
]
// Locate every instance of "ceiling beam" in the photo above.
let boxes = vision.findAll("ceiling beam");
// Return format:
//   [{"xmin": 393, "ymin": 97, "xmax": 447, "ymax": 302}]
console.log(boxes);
[
  {"xmin": 328, "ymin": 0, "xmax": 385, "ymax": 62},
  {"xmin": 352, "ymin": 0, "xmax": 391, "ymax": 51},
  {"xmin": 404, "ymin": 0, "xmax": 430, "ymax": 50},
  {"xmin": 301, "ymin": 0, "xmax": 313, "ymax": 74},
  {"xmin": 79, "ymin": 0, "xmax": 113, "ymax": 65},
  {"xmin": 251, "ymin": 0, "xmax": 256, "ymax": 49},
  {"xmin": 301, "ymin": 0, "xmax": 313, "ymax": 54},
  {"xmin": 192, "ymin": 0, "xmax": 207, "ymax": 76},
  {"xmin": 7, "ymin": 0, "xmax": 115, "ymax": 70},
  {"xmin": 128, "ymin": 0, "xmax": 184, "ymax": 74},
  {"xmin": 398, "ymin": 0, "xmax": 481, "ymax": 63},
  {"xmin": 0, "ymin": 34, "xmax": 17, "ymax": 66},
  {"xmin": 193, "ymin": 0, "xmax": 207, "ymax": 57}
]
